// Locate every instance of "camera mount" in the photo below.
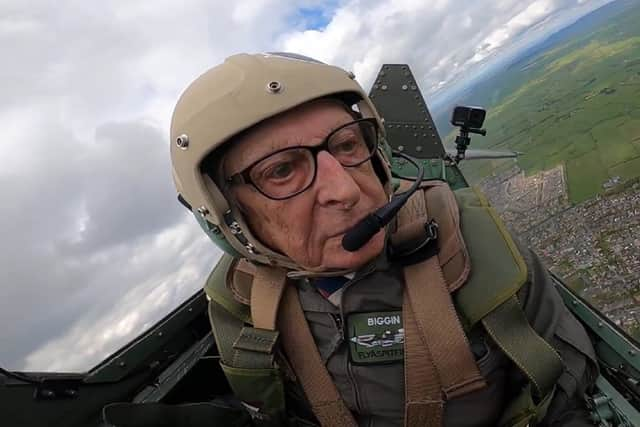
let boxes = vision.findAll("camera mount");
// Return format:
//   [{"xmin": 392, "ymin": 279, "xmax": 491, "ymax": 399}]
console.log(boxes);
[{"xmin": 450, "ymin": 106, "xmax": 487, "ymax": 163}]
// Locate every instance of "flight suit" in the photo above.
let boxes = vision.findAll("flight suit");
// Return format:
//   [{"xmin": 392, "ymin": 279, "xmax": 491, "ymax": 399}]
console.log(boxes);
[{"xmin": 292, "ymin": 241, "xmax": 598, "ymax": 426}]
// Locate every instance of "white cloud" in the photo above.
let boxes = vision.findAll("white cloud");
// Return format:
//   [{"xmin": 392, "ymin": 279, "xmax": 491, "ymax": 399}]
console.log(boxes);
[
  {"xmin": 278, "ymin": 0, "xmax": 614, "ymax": 96},
  {"xmin": 24, "ymin": 219, "xmax": 220, "ymax": 372}
]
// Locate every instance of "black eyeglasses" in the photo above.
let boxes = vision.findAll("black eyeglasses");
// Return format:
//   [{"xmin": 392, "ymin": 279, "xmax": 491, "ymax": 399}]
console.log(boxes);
[{"xmin": 225, "ymin": 118, "xmax": 379, "ymax": 200}]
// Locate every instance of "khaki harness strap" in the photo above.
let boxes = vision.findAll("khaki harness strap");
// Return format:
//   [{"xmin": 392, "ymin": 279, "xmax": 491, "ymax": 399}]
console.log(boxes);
[
  {"xmin": 395, "ymin": 180, "xmax": 471, "ymax": 292},
  {"xmin": 224, "ymin": 265, "xmax": 287, "ymax": 371},
  {"xmin": 403, "ymin": 296, "xmax": 444, "ymax": 427},
  {"xmin": 398, "ymin": 184, "xmax": 486, "ymax": 403},
  {"xmin": 250, "ymin": 266, "xmax": 357, "ymax": 427},
  {"xmin": 250, "ymin": 265, "xmax": 288, "ymax": 330},
  {"xmin": 279, "ymin": 285, "xmax": 358, "ymax": 427},
  {"xmin": 404, "ymin": 257, "xmax": 486, "ymax": 399}
]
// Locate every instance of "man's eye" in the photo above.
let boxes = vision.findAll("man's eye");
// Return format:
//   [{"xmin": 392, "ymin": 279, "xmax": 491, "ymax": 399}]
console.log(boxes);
[
  {"xmin": 333, "ymin": 139, "xmax": 358, "ymax": 153},
  {"xmin": 266, "ymin": 162, "xmax": 294, "ymax": 180}
]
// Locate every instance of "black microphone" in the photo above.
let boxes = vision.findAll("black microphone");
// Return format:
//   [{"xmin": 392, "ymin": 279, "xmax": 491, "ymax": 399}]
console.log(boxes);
[{"xmin": 342, "ymin": 152, "xmax": 424, "ymax": 252}]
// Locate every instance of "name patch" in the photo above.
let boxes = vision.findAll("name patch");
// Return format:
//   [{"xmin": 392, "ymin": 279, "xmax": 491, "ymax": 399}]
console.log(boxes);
[{"xmin": 347, "ymin": 311, "xmax": 404, "ymax": 365}]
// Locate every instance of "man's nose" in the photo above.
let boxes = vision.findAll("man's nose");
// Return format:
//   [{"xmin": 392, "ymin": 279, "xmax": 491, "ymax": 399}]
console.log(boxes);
[{"xmin": 315, "ymin": 151, "xmax": 361, "ymax": 209}]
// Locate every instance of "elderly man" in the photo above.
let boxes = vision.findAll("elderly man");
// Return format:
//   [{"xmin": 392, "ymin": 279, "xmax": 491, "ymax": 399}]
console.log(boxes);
[{"xmin": 170, "ymin": 53, "xmax": 597, "ymax": 427}]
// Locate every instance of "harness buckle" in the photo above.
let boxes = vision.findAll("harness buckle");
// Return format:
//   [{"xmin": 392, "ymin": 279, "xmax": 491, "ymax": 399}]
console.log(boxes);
[
  {"xmin": 424, "ymin": 219, "xmax": 439, "ymax": 242},
  {"xmin": 389, "ymin": 219, "xmax": 440, "ymax": 265}
]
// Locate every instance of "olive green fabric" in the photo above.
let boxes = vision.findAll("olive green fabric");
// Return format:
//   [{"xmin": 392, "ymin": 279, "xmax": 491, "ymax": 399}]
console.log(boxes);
[
  {"xmin": 209, "ymin": 302, "xmax": 276, "ymax": 369},
  {"xmin": 454, "ymin": 186, "xmax": 563, "ymax": 420},
  {"xmin": 453, "ymin": 187, "xmax": 528, "ymax": 328},
  {"xmin": 482, "ymin": 296, "xmax": 563, "ymax": 399},
  {"xmin": 497, "ymin": 384, "xmax": 555, "ymax": 427},
  {"xmin": 206, "ymin": 265, "xmax": 286, "ymax": 419},
  {"xmin": 234, "ymin": 326, "xmax": 280, "ymax": 355},
  {"xmin": 204, "ymin": 254, "xmax": 251, "ymax": 323},
  {"xmin": 208, "ymin": 300, "xmax": 244, "ymax": 365},
  {"xmin": 220, "ymin": 364, "xmax": 286, "ymax": 416}
]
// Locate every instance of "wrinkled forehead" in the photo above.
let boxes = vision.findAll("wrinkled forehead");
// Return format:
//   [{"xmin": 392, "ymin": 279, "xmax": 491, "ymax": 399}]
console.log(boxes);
[{"xmin": 222, "ymin": 99, "xmax": 356, "ymax": 176}]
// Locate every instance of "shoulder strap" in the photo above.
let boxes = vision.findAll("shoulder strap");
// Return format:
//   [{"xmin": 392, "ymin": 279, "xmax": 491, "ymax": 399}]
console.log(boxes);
[
  {"xmin": 278, "ymin": 284, "xmax": 358, "ymax": 427},
  {"xmin": 483, "ymin": 295, "xmax": 563, "ymax": 405},
  {"xmin": 404, "ymin": 256, "xmax": 486, "ymax": 400},
  {"xmin": 250, "ymin": 265, "xmax": 287, "ymax": 330},
  {"xmin": 250, "ymin": 266, "xmax": 358, "ymax": 427},
  {"xmin": 402, "ymin": 288, "xmax": 444, "ymax": 427},
  {"xmin": 400, "ymin": 188, "xmax": 486, "ymax": 427}
]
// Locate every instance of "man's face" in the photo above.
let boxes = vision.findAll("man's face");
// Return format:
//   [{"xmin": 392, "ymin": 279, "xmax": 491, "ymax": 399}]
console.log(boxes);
[{"xmin": 223, "ymin": 100, "xmax": 389, "ymax": 272}]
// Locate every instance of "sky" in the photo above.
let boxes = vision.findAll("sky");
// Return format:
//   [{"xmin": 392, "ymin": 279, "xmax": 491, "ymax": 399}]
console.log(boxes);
[{"xmin": 0, "ymin": 0, "xmax": 616, "ymax": 372}]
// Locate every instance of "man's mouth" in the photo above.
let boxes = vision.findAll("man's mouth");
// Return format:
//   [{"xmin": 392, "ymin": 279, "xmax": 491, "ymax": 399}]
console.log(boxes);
[{"xmin": 331, "ymin": 214, "xmax": 371, "ymax": 238}]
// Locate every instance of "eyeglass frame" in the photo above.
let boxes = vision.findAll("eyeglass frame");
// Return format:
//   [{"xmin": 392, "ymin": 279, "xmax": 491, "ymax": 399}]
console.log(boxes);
[{"xmin": 224, "ymin": 117, "xmax": 380, "ymax": 200}]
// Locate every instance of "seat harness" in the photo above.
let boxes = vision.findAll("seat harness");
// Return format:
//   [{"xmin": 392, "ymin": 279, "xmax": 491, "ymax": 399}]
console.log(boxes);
[{"xmin": 206, "ymin": 182, "xmax": 564, "ymax": 427}]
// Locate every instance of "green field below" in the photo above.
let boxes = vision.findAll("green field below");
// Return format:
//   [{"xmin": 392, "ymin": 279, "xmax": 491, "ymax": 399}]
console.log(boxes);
[
  {"xmin": 455, "ymin": 3, "xmax": 640, "ymax": 204},
  {"xmin": 566, "ymin": 150, "xmax": 609, "ymax": 203}
]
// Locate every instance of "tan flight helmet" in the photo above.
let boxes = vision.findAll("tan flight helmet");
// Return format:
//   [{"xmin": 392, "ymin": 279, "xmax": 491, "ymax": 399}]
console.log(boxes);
[{"xmin": 170, "ymin": 52, "xmax": 392, "ymax": 270}]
